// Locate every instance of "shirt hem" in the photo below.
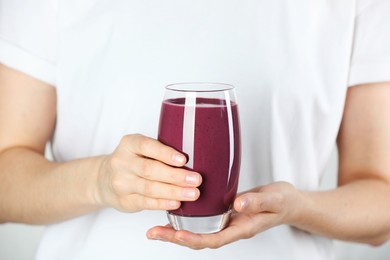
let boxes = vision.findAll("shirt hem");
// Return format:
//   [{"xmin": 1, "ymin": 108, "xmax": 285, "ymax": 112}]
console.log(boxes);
[{"xmin": 348, "ymin": 61, "xmax": 390, "ymax": 87}]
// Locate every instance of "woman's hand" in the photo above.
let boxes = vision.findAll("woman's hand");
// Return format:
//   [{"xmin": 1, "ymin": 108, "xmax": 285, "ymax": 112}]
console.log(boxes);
[
  {"xmin": 94, "ymin": 134, "xmax": 203, "ymax": 213},
  {"xmin": 147, "ymin": 182, "xmax": 304, "ymax": 249}
]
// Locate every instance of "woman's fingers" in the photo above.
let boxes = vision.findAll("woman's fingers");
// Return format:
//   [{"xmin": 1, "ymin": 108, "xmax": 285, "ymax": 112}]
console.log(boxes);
[
  {"xmin": 130, "ymin": 156, "xmax": 202, "ymax": 187},
  {"xmin": 97, "ymin": 134, "xmax": 204, "ymax": 212},
  {"xmin": 123, "ymin": 134, "xmax": 187, "ymax": 167},
  {"xmin": 110, "ymin": 170, "xmax": 200, "ymax": 202},
  {"xmin": 233, "ymin": 182, "xmax": 299, "ymax": 225},
  {"xmin": 133, "ymin": 177, "xmax": 200, "ymax": 201},
  {"xmin": 147, "ymin": 182, "xmax": 302, "ymax": 249},
  {"xmin": 116, "ymin": 194, "xmax": 181, "ymax": 212},
  {"xmin": 234, "ymin": 192, "xmax": 285, "ymax": 214},
  {"xmin": 146, "ymin": 213, "xmax": 277, "ymax": 250}
]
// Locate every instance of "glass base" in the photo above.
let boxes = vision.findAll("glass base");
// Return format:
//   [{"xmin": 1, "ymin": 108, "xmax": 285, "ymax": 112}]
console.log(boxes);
[{"xmin": 167, "ymin": 210, "xmax": 232, "ymax": 234}]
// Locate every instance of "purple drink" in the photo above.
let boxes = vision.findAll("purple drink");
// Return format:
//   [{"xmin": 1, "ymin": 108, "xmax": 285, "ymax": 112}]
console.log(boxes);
[{"xmin": 158, "ymin": 97, "xmax": 241, "ymax": 217}]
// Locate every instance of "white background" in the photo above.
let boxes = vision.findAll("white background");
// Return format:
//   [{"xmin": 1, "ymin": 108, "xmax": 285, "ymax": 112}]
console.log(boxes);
[{"xmin": 1, "ymin": 149, "xmax": 390, "ymax": 259}]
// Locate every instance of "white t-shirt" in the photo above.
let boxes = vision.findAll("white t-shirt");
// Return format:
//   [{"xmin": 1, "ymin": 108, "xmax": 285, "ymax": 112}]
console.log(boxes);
[{"xmin": 1, "ymin": 0, "xmax": 390, "ymax": 259}]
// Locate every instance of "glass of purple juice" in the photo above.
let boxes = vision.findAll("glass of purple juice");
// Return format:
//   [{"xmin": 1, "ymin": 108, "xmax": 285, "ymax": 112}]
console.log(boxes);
[{"xmin": 158, "ymin": 83, "xmax": 241, "ymax": 234}]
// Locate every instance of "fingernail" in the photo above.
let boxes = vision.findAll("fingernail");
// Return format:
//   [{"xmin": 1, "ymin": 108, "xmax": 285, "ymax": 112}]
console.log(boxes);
[
  {"xmin": 149, "ymin": 235, "xmax": 165, "ymax": 241},
  {"xmin": 172, "ymin": 153, "xmax": 186, "ymax": 164},
  {"xmin": 240, "ymin": 198, "xmax": 249, "ymax": 211},
  {"xmin": 167, "ymin": 200, "xmax": 180, "ymax": 209},
  {"xmin": 182, "ymin": 188, "xmax": 197, "ymax": 199},
  {"xmin": 186, "ymin": 173, "xmax": 200, "ymax": 185}
]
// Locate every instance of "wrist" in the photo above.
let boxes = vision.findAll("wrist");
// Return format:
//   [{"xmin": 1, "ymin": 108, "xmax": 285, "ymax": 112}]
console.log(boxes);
[
  {"xmin": 283, "ymin": 188, "xmax": 312, "ymax": 227},
  {"xmin": 89, "ymin": 156, "xmax": 109, "ymax": 209},
  {"xmin": 286, "ymin": 190, "xmax": 321, "ymax": 233}
]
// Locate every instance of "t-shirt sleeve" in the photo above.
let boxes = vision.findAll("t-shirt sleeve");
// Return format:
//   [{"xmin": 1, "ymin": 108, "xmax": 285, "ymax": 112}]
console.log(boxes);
[
  {"xmin": 0, "ymin": 0, "xmax": 58, "ymax": 85},
  {"xmin": 348, "ymin": 0, "xmax": 390, "ymax": 86}
]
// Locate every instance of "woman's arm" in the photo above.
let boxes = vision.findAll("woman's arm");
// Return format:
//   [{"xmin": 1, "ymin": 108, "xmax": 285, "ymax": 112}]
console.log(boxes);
[
  {"xmin": 148, "ymin": 82, "xmax": 390, "ymax": 248},
  {"xmin": 296, "ymin": 82, "xmax": 390, "ymax": 245},
  {"xmin": 0, "ymin": 64, "xmax": 201, "ymax": 224}
]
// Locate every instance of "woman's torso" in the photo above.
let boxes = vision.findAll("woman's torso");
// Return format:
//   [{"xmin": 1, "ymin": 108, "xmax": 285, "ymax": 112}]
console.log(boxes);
[{"xmin": 37, "ymin": 1, "xmax": 356, "ymax": 259}]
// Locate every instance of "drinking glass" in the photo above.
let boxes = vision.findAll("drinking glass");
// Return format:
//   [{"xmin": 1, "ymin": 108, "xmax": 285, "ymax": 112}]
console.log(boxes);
[{"xmin": 158, "ymin": 82, "xmax": 241, "ymax": 234}]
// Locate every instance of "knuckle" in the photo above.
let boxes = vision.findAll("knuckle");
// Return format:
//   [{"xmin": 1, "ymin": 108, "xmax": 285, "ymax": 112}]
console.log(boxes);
[
  {"xmin": 141, "ymin": 181, "xmax": 154, "ymax": 196},
  {"xmin": 119, "ymin": 135, "xmax": 132, "ymax": 146},
  {"xmin": 275, "ymin": 193, "xmax": 285, "ymax": 205},
  {"xmin": 129, "ymin": 133, "xmax": 143, "ymax": 142},
  {"xmin": 111, "ymin": 173, "xmax": 132, "ymax": 196},
  {"xmin": 157, "ymin": 144, "xmax": 168, "ymax": 158},
  {"xmin": 158, "ymin": 199, "xmax": 171, "ymax": 210},
  {"xmin": 109, "ymin": 154, "xmax": 123, "ymax": 170},
  {"xmin": 138, "ymin": 137, "xmax": 153, "ymax": 154},
  {"xmin": 111, "ymin": 174, "xmax": 122, "ymax": 191},
  {"xmin": 121, "ymin": 134, "xmax": 143, "ymax": 150},
  {"xmin": 117, "ymin": 196, "xmax": 138, "ymax": 212},
  {"xmin": 142, "ymin": 197, "xmax": 160, "ymax": 210},
  {"xmin": 132, "ymin": 133, "xmax": 143, "ymax": 139},
  {"xmin": 165, "ymin": 169, "xmax": 178, "ymax": 183},
  {"xmin": 139, "ymin": 160, "xmax": 153, "ymax": 179},
  {"xmin": 272, "ymin": 193, "xmax": 285, "ymax": 212},
  {"xmin": 137, "ymin": 196, "xmax": 149, "ymax": 209},
  {"xmin": 257, "ymin": 198, "xmax": 267, "ymax": 212}
]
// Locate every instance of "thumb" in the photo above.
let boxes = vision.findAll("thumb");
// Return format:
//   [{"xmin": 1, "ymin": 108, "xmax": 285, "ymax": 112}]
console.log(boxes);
[{"xmin": 234, "ymin": 192, "xmax": 284, "ymax": 214}]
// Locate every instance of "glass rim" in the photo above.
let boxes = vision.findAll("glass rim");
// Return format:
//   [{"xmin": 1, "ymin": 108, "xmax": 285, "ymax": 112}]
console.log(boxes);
[{"xmin": 165, "ymin": 82, "xmax": 234, "ymax": 92}]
